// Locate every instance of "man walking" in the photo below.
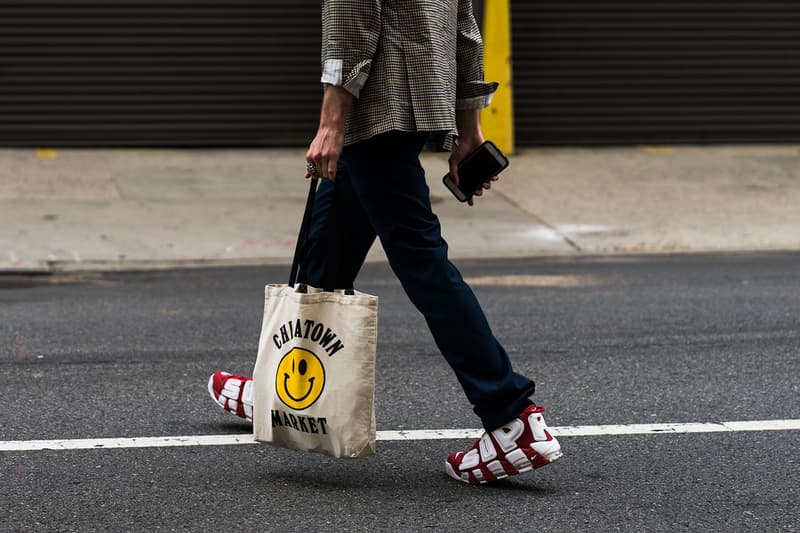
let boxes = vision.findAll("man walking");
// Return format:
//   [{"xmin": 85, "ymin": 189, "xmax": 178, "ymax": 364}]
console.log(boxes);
[{"xmin": 209, "ymin": 0, "xmax": 562, "ymax": 484}]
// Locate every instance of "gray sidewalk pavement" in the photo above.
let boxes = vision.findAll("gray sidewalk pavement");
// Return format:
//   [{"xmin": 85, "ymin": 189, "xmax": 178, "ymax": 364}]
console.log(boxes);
[{"xmin": 1, "ymin": 144, "xmax": 798, "ymax": 272}]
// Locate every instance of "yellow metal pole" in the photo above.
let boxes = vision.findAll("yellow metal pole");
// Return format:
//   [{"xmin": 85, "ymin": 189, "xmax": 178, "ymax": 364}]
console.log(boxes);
[{"xmin": 481, "ymin": 0, "xmax": 515, "ymax": 154}]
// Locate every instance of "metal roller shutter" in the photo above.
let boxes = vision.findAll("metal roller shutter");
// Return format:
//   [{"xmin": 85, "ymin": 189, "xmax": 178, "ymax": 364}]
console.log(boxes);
[
  {"xmin": 510, "ymin": 1, "xmax": 800, "ymax": 145},
  {"xmin": 0, "ymin": 0, "xmax": 321, "ymax": 147}
]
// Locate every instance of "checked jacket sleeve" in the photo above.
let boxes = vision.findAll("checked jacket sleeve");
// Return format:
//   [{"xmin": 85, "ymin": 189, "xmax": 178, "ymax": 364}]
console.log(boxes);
[
  {"xmin": 455, "ymin": 0, "xmax": 498, "ymax": 110},
  {"xmin": 320, "ymin": 0, "xmax": 382, "ymax": 99}
]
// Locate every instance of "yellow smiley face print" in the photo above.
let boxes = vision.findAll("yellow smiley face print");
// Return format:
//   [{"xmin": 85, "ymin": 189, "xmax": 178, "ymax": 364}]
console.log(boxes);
[{"xmin": 275, "ymin": 347, "xmax": 326, "ymax": 410}]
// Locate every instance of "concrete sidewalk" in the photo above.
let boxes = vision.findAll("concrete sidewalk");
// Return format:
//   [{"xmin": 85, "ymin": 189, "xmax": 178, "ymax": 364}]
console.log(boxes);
[{"xmin": 1, "ymin": 144, "xmax": 798, "ymax": 272}]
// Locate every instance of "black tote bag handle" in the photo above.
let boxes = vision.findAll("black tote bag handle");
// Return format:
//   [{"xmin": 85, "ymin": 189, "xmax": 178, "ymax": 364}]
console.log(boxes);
[
  {"xmin": 288, "ymin": 177, "xmax": 351, "ymax": 293},
  {"xmin": 288, "ymin": 177, "xmax": 318, "ymax": 288}
]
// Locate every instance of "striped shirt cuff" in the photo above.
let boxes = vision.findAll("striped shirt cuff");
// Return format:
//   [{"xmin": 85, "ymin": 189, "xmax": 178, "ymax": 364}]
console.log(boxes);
[
  {"xmin": 321, "ymin": 59, "xmax": 371, "ymax": 98},
  {"xmin": 456, "ymin": 81, "xmax": 499, "ymax": 109},
  {"xmin": 456, "ymin": 93, "xmax": 494, "ymax": 110}
]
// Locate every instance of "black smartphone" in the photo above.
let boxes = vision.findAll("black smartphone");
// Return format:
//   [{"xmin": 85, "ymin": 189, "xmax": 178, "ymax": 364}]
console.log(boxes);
[{"xmin": 442, "ymin": 140, "xmax": 509, "ymax": 202}]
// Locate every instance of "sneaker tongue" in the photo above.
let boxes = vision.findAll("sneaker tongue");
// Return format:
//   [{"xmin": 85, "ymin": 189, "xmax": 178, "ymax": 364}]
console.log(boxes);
[{"xmin": 522, "ymin": 403, "xmax": 542, "ymax": 415}]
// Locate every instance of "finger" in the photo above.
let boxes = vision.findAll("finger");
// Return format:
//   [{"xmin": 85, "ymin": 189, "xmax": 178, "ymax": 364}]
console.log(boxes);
[
  {"xmin": 306, "ymin": 150, "xmax": 318, "ymax": 175},
  {"xmin": 326, "ymin": 154, "xmax": 338, "ymax": 181},
  {"xmin": 448, "ymin": 157, "xmax": 460, "ymax": 186},
  {"xmin": 321, "ymin": 157, "xmax": 332, "ymax": 180},
  {"xmin": 474, "ymin": 188, "xmax": 483, "ymax": 196},
  {"xmin": 482, "ymin": 181, "xmax": 492, "ymax": 189},
  {"xmin": 305, "ymin": 147, "xmax": 315, "ymax": 179},
  {"xmin": 317, "ymin": 155, "xmax": 326, "ymax": 179},
  {"xmin": 314, "ymin": 156, "xmax": 325, "ymax": 179},
  {"xmin": 467, "ymin": 196, "xmax": 474, "ymax": 207}
]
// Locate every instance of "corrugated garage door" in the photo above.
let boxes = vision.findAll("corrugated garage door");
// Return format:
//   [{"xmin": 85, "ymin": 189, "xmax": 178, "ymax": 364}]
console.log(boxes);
[
  {"xmin": 0, "ymin": 0, "xmax": 321, "ymax": 147},
  {"xmin": 510, "ymin": 1, "xmax": 800, "ymax": 145}
]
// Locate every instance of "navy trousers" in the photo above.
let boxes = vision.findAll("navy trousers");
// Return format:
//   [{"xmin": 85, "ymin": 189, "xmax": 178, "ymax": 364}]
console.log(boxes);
[{"xmin": 300, "ymin": 130, "xmax": 535, "ymax": 431}]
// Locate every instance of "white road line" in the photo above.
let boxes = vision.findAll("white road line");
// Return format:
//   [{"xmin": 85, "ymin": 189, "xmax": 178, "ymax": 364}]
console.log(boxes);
[{"xmin": 1, "ymin": 419, "xmax": 798, "ymax": 452}]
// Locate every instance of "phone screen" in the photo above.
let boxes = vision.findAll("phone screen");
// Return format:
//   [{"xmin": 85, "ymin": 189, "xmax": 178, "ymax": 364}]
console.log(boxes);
[{"xmin": 456, "ymin": 143, "xmax": 507, "ymax": 196}]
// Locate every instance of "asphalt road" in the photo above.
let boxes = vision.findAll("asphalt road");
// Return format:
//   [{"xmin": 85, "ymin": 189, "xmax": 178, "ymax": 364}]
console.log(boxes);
[{"xmin": 1, "ymin": 254, "xmax": 798, "ymax": 532}]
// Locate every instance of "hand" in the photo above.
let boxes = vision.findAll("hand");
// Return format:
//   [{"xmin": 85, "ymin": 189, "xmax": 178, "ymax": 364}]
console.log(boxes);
[
  {"xmin": 305, "ymin": 85, "xmax": 353, "ymax": 181},
  {"xmin": 448, "ymin": 133, "xmax": 500, "ymax": 207},
  {"xmin": 305, "ymin": 124, "xmax": 344, "ymax": 180}
]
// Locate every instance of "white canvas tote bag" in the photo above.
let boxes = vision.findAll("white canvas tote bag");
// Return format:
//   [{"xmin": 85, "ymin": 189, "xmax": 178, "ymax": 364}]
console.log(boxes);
[{"xmin": 252, "ymin": 178, "xmax": 378, "ymax": 458}]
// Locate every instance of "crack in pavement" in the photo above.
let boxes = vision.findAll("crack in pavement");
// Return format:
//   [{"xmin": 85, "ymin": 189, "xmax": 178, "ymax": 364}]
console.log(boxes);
[{"xmin": 493, "ymin": 187, "xmax": 583, "ymax": 252}]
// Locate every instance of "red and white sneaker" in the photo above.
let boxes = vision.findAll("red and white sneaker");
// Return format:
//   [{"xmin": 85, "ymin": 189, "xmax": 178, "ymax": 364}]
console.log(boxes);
[
  {"xmin": 446, "ymin": 404, "xmax": 562, "ymax": 485},
  {"xmin": 208, "ymin": 371, "xmax": 254, "ymax": 422}
]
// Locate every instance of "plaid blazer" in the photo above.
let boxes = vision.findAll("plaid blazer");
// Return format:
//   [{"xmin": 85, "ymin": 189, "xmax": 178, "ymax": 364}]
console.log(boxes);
[{"xmin": 320, "ymin": 0, "xmax": 498, "ymax": 149}]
